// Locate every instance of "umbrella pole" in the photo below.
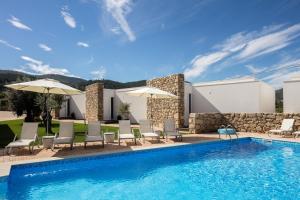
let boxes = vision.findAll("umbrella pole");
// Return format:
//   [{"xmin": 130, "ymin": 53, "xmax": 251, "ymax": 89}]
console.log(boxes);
[{"xmin": 46, "ymin": 88, "xmax": 50, "ymax": 136}]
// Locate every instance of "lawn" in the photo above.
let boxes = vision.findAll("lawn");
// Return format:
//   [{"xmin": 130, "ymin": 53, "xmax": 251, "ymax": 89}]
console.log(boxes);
[{"xmin": 0, "ymin": 119, "xmax": 140, "ymax": 148}]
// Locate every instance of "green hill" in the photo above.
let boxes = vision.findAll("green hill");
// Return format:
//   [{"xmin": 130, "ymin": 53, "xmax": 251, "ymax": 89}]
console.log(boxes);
[{"xmin": 0, "ymin": 70, "xmax": 146, "ymax": 91}]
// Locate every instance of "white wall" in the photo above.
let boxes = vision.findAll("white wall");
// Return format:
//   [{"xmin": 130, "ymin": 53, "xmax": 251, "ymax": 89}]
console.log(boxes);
[
  {"xmin": 259, "ymin": 82, "xmax": 275, "ymax": 112},
  {"xmin": 184, "ymin": 82, "xmax": 193, "ymax": 126},
  {"xmin": 103, "ymin": 89, "xmax": 115, "ymax": 120},
  {"xmin": 69, "ymin": 93, "xmax": 86, "ymax": 119},
  {"xmin": 192, "ymin": 79, "xmax": 274, "ymax": 113},
  {"xmin": 59, "ymin": 94, "xmax": 86, "ymax": 119},
  {"xmin": 115, "ymin": 87, "xmax": 147, "ymax": 123},
  {"xmin": 284, "ymin": 80, "xmax": 300, "ymax": 113}
]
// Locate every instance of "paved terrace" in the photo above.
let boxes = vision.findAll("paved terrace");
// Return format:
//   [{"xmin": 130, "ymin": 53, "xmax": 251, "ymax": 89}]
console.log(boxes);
[{"xmin": 0, "ymin": 132, "xmax": 300, "ymax": 177}]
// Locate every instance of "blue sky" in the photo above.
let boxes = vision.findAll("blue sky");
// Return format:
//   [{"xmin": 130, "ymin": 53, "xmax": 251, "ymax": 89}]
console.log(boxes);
[{"xmin": 1, "ymin": 0, "xmax": 300, "ymax": 88}]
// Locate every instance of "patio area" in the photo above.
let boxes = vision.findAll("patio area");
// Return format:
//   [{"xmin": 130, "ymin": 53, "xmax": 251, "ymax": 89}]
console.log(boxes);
[{"xmin": 1, "ymin": 132, "xmax": 299, "ymax": 177}]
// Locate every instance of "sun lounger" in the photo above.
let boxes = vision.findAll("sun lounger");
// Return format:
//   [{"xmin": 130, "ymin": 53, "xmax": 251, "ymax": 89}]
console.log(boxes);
[
  {"xmin": 268, "ymin": 119, "xmax": 294, "ymax": 137},
  {"xmin": 84, "ymin": 121, "xmax": 104, "ymax": 148},
  {"xmin": 118, "ymin": 120, "xmax": 136, "ymax": 145},
  {"xmin": 5, "ymin": 122, "xmax": 38, "ymax": 154},
  {"xmin": 139, "ymin": 120, "xmax": 160, "ymax": 143},
  {"xmin": 163, "ymin": 119, "xmax": 182, "ymax": 142},
  {"xmin": 53, "ymin": 121, "xmax": 74, "ymax": 150}
]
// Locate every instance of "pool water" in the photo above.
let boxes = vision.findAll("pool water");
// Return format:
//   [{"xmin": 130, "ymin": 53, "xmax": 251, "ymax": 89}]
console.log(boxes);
[{"xmin": 1, "ymin": 138, "xmax": 300, "ymax": 200}]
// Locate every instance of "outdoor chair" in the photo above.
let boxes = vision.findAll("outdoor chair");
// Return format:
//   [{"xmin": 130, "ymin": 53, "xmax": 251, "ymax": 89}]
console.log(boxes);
[
  {"xmin": 53, "ymin": 121, "xmax": 74, "ymax": 150},
  {"xmin": 118, "ymin": 120, "xmax": 136, "ymax": 145},
  {"xmin": 139, "ymin": 119, "xmax": 160, "ymax": 143},
  {"xmin": 5, "ymin": 122, "xmax": 39, "ymax": 154},
  {"xmin": 268, "ymin": 119, "xmax": 294, "ymax": 137},
  {"xmin": 163, "ymin": 119, "xmax": 182, "ymax": 142},
  {"xmin": 84, "ymin": 121, "xmax": 104, "ymax": 148}
]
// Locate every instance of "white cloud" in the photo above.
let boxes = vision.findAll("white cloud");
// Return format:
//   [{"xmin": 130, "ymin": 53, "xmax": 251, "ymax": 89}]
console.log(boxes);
[
  {"xmin": 263, "ymin": 70, "xmax": 300, "ymax": 89},
  {"xmin": 0, "ymin": 39, "xmax": 22, "ymax": 51},
  {"xmin": 261, "ymin": 58, "xmax": 300, "ymax": 88},
  {"xmin": 38, "ymin": 43, "xmax": 52, "ymax": 52},
  {"xmin": 237, "ymin": 24, "xmax": 300, "ymax": 60},
  {"xmin": 246, "ymin": 65, "xmax": 267, "ymax": 74},
  {"xmin": 87, "ymin": 56, "xmax": 94, "ymax": 64},
  {"xmin": 7, "ymin": 16, "xmax": 32, "ymax": 31},
  {"xmin": 184, "ymin": 23, "xmax": 300, "ymax": 80},
  {"xmin": 91, "ymin": 66, "xmax": 106, "ymax": 80},
  {"xmin": 184, "ymin": 51, "xmax": 230, "ymax": 79},
  {"xmin": 20, "ymin": 56, "xmax": 71, "ymax": 75},
  {"xmin": 111, "ymin": 26, "xmax": 121, "ymax": 34},
  {"xmin": 77, "ymin": 41, "xmax": 89, "ymax": 48},
  {"xmin": 105, "ymin": 0, "xmax": 136, "ymax": 41},
  {"xmin": 61, "ymin": 6, "xmax": 76, "ymax": 28}
]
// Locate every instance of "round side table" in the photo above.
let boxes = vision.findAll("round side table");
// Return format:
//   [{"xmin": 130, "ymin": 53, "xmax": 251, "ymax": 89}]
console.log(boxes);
[
  {"xmin": 42, "ymin": 136, "xmax": 55, "ymax": 149},
  {"xmin": 104, "ymin": 132, "xmax": 115, "ymax": 143}
]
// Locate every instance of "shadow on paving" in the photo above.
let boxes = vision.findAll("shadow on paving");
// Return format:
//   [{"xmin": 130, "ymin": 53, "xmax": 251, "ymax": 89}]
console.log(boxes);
[{"xmin": 0, "ymin": 124, "xmax": 15, "ymax": 148}]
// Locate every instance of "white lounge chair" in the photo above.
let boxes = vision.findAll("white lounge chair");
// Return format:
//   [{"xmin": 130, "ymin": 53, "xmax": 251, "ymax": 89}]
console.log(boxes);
[
  {"xmin": 139, "ymin": 120, "xmax": 160, "ymax": 143},
  {"xmin": 5, "ymin": 122, "xmax": 38, "ymax": 154},
  {"xmin": 84, "ymin": 121, "xmax": 104, "ymax": 148},
  {"xmin": 268, "ymin": 119, "xmax": 294, "ymax": 137},
  {"xmin": 118, "ymin": 120, "xmax": 136, "ymax": 146},
  {"xmin": 53, "ymin": 121, "xmax": 74, "ymax": 150},
  {"xmin": 164, "ymin": 119, "xmax": 182, "ymax": 142}
]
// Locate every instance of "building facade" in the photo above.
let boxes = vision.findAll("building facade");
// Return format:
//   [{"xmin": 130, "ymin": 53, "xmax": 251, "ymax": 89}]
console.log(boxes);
[
  {"xmin": 283, "ymin": 77, "xmax": 300, "ymax": 113},
  {"xmin": 59, "ymin": 75, "xmax": 275, "ymax": 127}
]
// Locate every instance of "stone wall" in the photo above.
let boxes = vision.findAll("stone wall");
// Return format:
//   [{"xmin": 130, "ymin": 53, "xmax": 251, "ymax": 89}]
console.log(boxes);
[
  {"xmin": 147, "ymin": 74, "xmax": 184, "ymax": 128},
  {"xmin": 85, "ymin": 83, "xmax": 103, "ymax": 121},
  {"xmin": 189, "ymin": 113, "xmax": 300, "ymax": 134}
]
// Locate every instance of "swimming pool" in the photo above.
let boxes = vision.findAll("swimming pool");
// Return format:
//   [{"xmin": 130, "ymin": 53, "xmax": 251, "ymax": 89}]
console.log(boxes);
[{"xmin": 1, "ymin": 138, "xmax": 300, "ymax": 200}]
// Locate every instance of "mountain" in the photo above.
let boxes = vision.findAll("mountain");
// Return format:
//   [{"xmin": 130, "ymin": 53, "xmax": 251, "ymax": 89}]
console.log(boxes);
[{"xmin": 0, "ymin": 70, "xmax": 146, "ymax": 91}]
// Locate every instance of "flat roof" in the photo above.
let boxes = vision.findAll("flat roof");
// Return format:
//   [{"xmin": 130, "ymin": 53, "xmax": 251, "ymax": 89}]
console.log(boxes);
[
  {"xmin": 284, "ymin": 76, "xmax": 300, "ymax": 83},
  {"xmin": 193, "ymin": 77, "xmax": 258, "ymax": 87}
]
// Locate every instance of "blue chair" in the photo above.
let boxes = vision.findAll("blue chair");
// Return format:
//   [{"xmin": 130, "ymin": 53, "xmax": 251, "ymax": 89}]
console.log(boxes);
[{"xmin": 217, "ymin": 125, "xmax": 238, "ymax": 139}]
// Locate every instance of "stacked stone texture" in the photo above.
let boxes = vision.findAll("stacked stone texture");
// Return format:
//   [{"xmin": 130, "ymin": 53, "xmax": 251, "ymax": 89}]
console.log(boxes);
[
  {"xmin": 147, "ymin": 74, "xmax": 185, "ymax": 128},
  {"xmin": 189, "ymin": 113, "xmax": 300, "ymax": 134},
  {"xmin": 85, "ymin": 83, "xmax": 103, "ymax": 121}
]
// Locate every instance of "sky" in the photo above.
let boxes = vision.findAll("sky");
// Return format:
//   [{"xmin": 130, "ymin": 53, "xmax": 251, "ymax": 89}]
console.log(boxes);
[{"xmin": 1, "ymin": 0, "xmax": 300, "ymax": 88}]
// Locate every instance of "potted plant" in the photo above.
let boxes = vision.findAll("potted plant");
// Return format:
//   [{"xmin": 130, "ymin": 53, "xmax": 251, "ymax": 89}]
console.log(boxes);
[{"xmin": 118, "ymin": 103, "xmax": 130, "ymax": 120}]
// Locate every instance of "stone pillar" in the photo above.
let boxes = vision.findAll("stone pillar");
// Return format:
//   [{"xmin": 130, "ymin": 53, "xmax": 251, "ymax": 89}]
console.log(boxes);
[
  {"xmin": 85, "ymin": 83, "xmax": 103, "ymax": 121},
  {"xmin": 147, "ymin": 74, "xmax": 185, "ymax": 128}
]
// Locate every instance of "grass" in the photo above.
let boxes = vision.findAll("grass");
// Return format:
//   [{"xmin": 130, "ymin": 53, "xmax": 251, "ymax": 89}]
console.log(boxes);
[{"xmin": 0, "ymin": 119, "xmax": 140, "ymax": 148}]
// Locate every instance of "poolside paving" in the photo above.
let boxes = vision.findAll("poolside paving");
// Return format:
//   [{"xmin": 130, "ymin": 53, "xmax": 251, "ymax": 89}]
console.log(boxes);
[{"xmin": 0, "ymin": 132, "xmax": 299, "ymax": 177}]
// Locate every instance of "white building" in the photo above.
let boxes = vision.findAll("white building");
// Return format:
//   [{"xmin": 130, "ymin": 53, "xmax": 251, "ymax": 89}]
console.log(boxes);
[
  {"xmin": 283, "ymin": 77, "xmax": 300, "ymax": 113},
  {"xmin": 60, "ymin": 87, "xmax": 147, "ymax": 123},
  {"xmin": 192, "ymin": 77, "xmax": 275, "ymax": 113},
  {"xmin": 60, "ymin": 77, "xmax": 275, "ymax": 125}
]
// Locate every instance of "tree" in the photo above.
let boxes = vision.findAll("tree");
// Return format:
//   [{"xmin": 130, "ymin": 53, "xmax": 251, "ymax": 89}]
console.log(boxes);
[
  {"xmin": 118, "ymin": 103, "xmax": 130, "ymax": 120},
  {"xmin": 5, "ymin": 77, "xmax": 41, "ymax": 122},
  {"xmin": 35, "ymin": 94, "xmax": 64, "ymax": 133},
  {"xmin": 6, "ymin": 90, "xmax": 41, "ymax": 122}
]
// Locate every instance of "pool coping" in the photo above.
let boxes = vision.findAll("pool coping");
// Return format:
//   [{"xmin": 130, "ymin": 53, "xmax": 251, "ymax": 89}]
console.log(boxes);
[{"xmin": 1, "ymin": 136, "xmax": 300, "ymax": 178}]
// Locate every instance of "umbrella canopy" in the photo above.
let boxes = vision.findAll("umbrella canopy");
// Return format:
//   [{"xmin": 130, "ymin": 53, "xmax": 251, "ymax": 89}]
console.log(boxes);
[
  {"xmin": 5, "ymin": 78, "xmax": 82, "ymax": 135},
  {"xmin": 126, "ymin": 87, "xmax": 177, "ymax": 98},
  {"xmin": 126, "ymin": 87, "xmax": 177, "ymax": 121},
  {"xmin": 5, "ymin": 78, "xmax": 82, "ymax": 95}
]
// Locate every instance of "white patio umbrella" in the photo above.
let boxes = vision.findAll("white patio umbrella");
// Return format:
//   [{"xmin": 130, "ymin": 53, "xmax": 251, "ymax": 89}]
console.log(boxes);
[
  {"xmin": 126, "ymin": 87, "xmax": 177, "ymax": 120},
  {"xmin": 5, "ymin": 78, "xmax": 82, "ymax": 134}
]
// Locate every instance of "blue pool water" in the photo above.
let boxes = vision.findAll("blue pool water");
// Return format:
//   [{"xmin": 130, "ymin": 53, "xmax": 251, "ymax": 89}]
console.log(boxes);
[{"xmin": 1, "ymin": 138, "xmax": 300, "ymax": 200}]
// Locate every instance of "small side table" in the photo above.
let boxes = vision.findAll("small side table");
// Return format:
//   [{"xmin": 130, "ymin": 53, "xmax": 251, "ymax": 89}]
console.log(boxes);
[
  {"xmin": 42, "ymin": 136, "xmax": 55, "ymax": 149},
  {"xmin": 104, "ymin": 132, "xmax": 115, "ymax": 143}
]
